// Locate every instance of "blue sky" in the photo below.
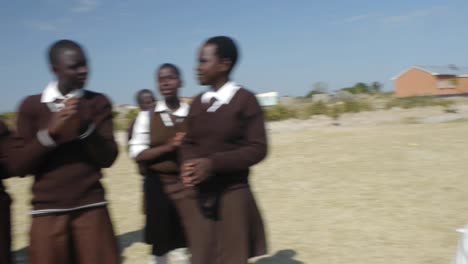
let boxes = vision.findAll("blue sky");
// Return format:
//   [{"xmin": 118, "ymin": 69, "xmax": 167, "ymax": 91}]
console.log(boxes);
[{"xmin": 1, "ymin": 0, "xmax": 467, "ymax": 111}]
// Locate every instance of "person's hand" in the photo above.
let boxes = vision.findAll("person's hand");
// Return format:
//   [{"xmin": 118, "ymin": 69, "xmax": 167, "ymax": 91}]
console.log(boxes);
[
  {"xmin": 48, "ymin": 97, "xmax": 80, "ymax": 141},
  {"xmin": 74, "ymin": 98, "xmax": 93, "ymax": 135},
  {"xmin": 181, "ymin": 158, "xmax": 213, "ymax": 187},
  {"xmin": 181, "ymin": 161, "xmax": 196, "ymax": 186},
  {"xmin": 168, "ymin": 132, "xmax": 186, "ymax": 150}
]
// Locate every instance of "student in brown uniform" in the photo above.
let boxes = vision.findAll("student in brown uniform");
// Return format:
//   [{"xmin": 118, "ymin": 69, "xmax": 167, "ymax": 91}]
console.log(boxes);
[
  {"xmin": 14, "ymin": 39, "xmax": 119, "ymax": 264},
  {"xmin": 0, "ymin": 121, "xmax": 15, "ymax": 264},
  {"xmin": 129, "ymin": 64, "xmax": 189, "ymax": 264},
  {"xmin": 179, "ymin": 36, "xmax": 268, "ymax": 264},
  {"xmin": 127, "ymin": 89, "xmax": 156, "ymax": 216},
  {"xmin": 1, "ymin": 110, "xmax": 75, "ymax": 264},
  {"xmin": 127, "ymin": 89, "xmax": 156, "ymax": 143}
]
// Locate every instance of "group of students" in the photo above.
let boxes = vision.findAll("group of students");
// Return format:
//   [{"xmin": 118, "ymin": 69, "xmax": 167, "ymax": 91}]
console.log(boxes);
[{"xmin": 0, "ymin": 35, "xmax": 268, "ymax": 264}]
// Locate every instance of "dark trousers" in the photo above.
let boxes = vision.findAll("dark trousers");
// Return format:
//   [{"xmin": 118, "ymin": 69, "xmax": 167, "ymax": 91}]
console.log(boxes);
[{"xmin": 0, "ymin": 192, "xmax": 12, "ymax": 264}]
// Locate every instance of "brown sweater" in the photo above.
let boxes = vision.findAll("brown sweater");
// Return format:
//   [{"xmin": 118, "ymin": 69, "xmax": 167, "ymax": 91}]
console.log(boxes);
[
  {"xmin": 0, "ymin": 120, "xmax": 13, "ymax": 193},
  {"xmin": 180, "ymin": 88, "xmax": 267, "ymax": 186},
  {"xmin": 14, "ymin": 91, "xmax": 118, "ymax": 211},
  {"xmin": 147, "ymin": 112, "xmax": 187, "ymax": 174}
]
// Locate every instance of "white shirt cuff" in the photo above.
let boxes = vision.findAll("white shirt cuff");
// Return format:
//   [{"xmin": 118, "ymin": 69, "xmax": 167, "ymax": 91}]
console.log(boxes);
[
  {"xmin": 129, "ymin": 145, "xmax": 149, "ymax": 159},
  {"xmin": 36, "ymin": 129, "xmax": 57, "ymax": 147},
  {"xmin": 79, "ymin": 123, "xmax": 96, "ymax": 140}
]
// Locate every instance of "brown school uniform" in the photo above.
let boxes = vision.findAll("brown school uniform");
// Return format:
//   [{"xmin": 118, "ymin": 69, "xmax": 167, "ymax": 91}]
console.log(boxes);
[
  {"xmin": 14, "ymin": 86, "xmax": 119, "ymax": 264},
  {"xmin": 127, "ymin": 119, "xmax": 148, "ymax": 214},
  {"xmin": 0, "ymin": 121, "xmax": 13, "ymax": 264},
  {"xmin": 140, "ymin": 102, "xmax": 188, "ymax": 255},
  {"xmin": 179, "ymin": 85, "xmax": 268, "ymax": 264}
]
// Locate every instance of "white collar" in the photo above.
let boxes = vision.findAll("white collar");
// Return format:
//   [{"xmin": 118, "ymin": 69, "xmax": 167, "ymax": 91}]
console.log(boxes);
[
  {"xmin": 154, "ymin": 100, "xmax": 190, "ymax": 117},
  {"xmin": 40, "ymin": 81, "xmax": 84, "ymax": 103},
  {"xmin": 201, "ymin": 81, "xmax": 240, "ymax": 105}
]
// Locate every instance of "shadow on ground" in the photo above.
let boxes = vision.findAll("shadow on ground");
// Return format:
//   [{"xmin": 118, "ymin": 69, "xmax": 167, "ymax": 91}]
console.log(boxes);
[{"xmin": 254, "ymin": 249, "xmax": 304, "ymax": 264}]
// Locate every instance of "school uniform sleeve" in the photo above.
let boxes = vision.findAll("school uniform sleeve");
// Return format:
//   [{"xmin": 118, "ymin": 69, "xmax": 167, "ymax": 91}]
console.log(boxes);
[
  {"xmin": 80, "ymin": 94, "xmax": 119, "ymax": 168},
  {"xmin": 127, "ymin": 119, "xmax": 136, "ymax": 142},
  {"xmin": 0, "ymin": 122, "xmax": 8, "ymax": 137},
  {"xmin": 126, "ymin": 118, "xmax": 135, "ymax": 155},
  {"xmin": 0, "ymin": 121, "xmax": 12, "ymax": 178},
  {"xmin": 0, "ymin": 121, "xmax": 29, "ymax": 177},
  {"xmin": 11, "ymin": 96, "xmax": 56, "ymax": 176},
  {"xmin": 179, "ymin": 96, "xmax": 201, "ymax": 163},
  {"xmin": 209, "ymin": 92, "xmax": 267, "ymax": 173},
  {"xmin": 128, "ymin": 111, "xmax": 150, "ymax": 159}
]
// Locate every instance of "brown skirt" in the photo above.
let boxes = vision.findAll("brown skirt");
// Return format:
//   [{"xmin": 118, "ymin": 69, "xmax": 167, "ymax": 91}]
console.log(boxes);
[
  {"xmin": 144, "ymin": 172, "xmax": 187, "ymax": 255},
  {"xmin": 0, "ymin": 191, "xmax": 12, "ymax": 264},
  {"xmin": 29, "ymin": 206, "xmax": 119, "ymax": 264},
  {"xmin": 175, "ymin": 183, "xmax": 267, "ymax": 264}
]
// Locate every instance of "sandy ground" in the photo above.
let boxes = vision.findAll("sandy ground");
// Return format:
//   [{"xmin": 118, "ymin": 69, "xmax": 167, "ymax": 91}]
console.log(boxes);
[{"xmin": 5, "ymin": 105, "xmax": 468, "ymax": 263}]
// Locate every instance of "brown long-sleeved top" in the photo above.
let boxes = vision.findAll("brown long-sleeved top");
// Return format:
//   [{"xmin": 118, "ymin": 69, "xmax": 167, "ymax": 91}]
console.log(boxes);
[
  {"xmin": 14, "ymin": 91, "xmax": 118, "ymax": 213},
  {"xmin": 180, "ymin": 87, "xmax": 267, "ymax": 186},
  {"xmin": 0, "ymin": 120, "xmax": 15, "ymax": 194}
]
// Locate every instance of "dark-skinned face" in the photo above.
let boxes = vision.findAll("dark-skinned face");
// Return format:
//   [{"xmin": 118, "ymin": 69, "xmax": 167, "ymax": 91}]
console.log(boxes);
[
  {"xmin": 196, "ymin": 44, "xmax": 230, "ymax": 86},
  {"xmin": 138, "ymin": 93, "xmax": 156, "ymax": 111},
  {"xmin": 158, "ymin": 67, "xmax": 181, "ymax": 99},
  {"xmin": 53, "ymin": 48, "xmax": 88, "ymax": 92}
]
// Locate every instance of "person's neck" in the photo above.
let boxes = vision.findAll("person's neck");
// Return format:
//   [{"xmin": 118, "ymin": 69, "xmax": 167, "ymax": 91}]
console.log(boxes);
[
  {"xmin": 57, "ymin": 81, "xmax": 74, "ymax": 96},
  {"xmin": 211, "ymin": 77, "xmax": 230, "ymax": 91},
  {"xmin": 165, "ymin": 97, "xmax": 180, "ymax": 111}
]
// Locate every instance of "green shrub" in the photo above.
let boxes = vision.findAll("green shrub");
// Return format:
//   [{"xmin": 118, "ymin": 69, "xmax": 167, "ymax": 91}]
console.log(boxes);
[
  {"xmin": 305, "ymin": 101, "xmax": 329, "ymax": 116},
  {"xmin": 126, "ymin": 109, "xmax": 140, "ymax": 121},
  {"xmin": 401, "ymin": 117, "xmax": 420, "ymax": 124},
  {"xmin": 445, "ymin": 108, "xmax": 458, "ymax": 114},
  {"xmin": 342, "ymin": 99, "xmax": 373, "ymax": 113},
  {"xmin": 264, "ymin": 105, "xmax": 297, "ymax": 121},
  {"xmin": 0, "ymin": 112, "xmax": 16, "ymax": 129},
  {"xmin": 304, "ymin": 99, "xmax": 373, "ymax": 120},
  {"xmin": 326, "ymin": 104, "xmax": 343, "ymax": 120},
  {"xmin": 386, "ymin": 97, "xmax": 455, "ymax": 109},
  {"xmin": 114, "ymin": 120, "xmax": 130, "ymax": 131}
]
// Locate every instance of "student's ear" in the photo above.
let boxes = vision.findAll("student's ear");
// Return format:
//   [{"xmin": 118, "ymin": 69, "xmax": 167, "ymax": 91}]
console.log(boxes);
[
  {"xmin": 51, "ymin": 64, "xmax": 59, "ymax": 75},
  {"xmin": 219, "ymin": 58, "xmax": 232, "ymax": 74}
]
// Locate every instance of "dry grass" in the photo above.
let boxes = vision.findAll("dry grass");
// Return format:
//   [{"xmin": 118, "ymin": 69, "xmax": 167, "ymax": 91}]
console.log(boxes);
[{"xmin": 5, "ymin": 121, "xmax": 468, "ymax": 263}]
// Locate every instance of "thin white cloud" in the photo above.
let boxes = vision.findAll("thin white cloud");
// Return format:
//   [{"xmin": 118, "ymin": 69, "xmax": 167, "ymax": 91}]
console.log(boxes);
[
  {"xmin": 334, "ymin": 7, "xmax": 444, "ymax": 25},
  {"xmin": 25, "ymin": 20, "xmax": 58, "ymax": 31},
  {"xmin": 331, "ymin": 13, "xmax": 378, "ymax": 25},
  {"xmin": 71, "ymin": 0, "xmax": 98, "ymax": 13},
  {"xmin": 382, "ymin": 8, "xmax": 436, "ymax": 24},
  {"xmin": 347, "ymin": 14, "xmax": 378, "ymax": 23}
]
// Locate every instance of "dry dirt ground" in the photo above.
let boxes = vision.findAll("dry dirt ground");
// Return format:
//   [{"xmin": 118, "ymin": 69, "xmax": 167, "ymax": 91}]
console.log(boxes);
[{"xmin": 5, "ymin": 106, "xmax": 468, "ymax": 263}]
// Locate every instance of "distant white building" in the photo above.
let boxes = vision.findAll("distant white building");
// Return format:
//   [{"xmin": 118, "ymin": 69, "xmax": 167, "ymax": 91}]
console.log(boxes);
[{"xmin": 256, "ymin": 92, "xmax": 279, "ymax": 107}]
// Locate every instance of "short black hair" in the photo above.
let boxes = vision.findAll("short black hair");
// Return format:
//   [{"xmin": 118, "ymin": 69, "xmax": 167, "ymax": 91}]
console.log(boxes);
[
  {"xmin": 205, "ymin": 36, "xmax": 239, "ymax": 73},
  {"xmin": 48, "ymin": 39, "xmax": 83, "ymax": 65},
  {"xmin": 135, "ymin": 89, "xmax": 154, "ymax": 105},
  {"xmin": 158, "ymin": 63, "xmax": 181, "ymax": 78}
]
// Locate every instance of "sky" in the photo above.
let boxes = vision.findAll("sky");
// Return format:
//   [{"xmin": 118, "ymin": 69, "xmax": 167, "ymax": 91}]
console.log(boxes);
[{"xmin": 1, "ymin": 0, "xmax": 468, "ymax": 111}]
